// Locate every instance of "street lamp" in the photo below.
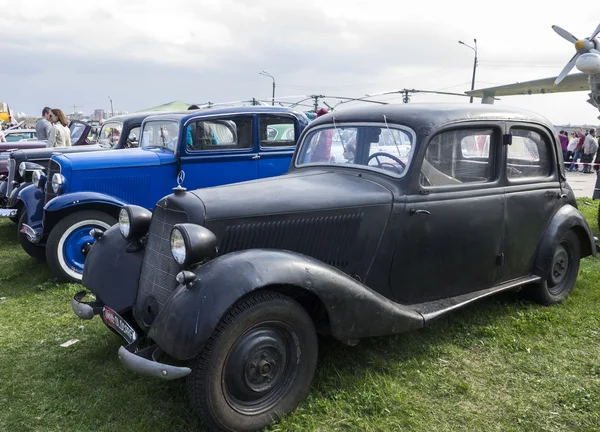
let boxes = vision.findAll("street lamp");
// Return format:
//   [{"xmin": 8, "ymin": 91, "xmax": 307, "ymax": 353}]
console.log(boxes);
[
  {"xmin": 108, "ymin": 96, "xmax": 114, "ymax": 117},
  {"xmin": 259, "ymin": 70, "xmax": 275, "ymax": 106},
  {"xmin": 458, "ymin": 39, "xmax": 478, "ymax": 103}
]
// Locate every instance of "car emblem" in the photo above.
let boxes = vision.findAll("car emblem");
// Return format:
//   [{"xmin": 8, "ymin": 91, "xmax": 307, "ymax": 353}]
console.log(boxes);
[{"xmin": 177, "ymin": 170, "xmax": 185, "ymax": 186}]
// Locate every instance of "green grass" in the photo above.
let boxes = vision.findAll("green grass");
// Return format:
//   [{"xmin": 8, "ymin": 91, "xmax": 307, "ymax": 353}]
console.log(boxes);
[{"xmin": 1, "ymin": 199, "xmax": 600, "ymax": 431}]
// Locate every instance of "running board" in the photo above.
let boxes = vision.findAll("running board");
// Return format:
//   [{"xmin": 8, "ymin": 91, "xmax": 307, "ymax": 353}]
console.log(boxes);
[{"xmin": 411, "ymin": 275, "xmax": 541, "ymax": 324}]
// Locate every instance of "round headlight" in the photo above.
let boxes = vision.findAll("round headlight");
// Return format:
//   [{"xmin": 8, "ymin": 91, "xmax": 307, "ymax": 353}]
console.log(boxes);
[
  {"xmin": 119, "ymin": 208, "xmax": 130, "ymax": 239},
  {"xmin": 19, "ymin": 162, "xmax": 27, "ymax": 177},
  {"xmin": 170, "ymin": 224, "xmax": 217, "ymax": 268},
  {"xmin": 170, "ymin": 228, "xmax": 187, "ymax": 265},
  {"xmin": 32, "ymin": 170, "xmax": 46, "ymax": 189},
  {"xmin": 52, "ymin": 173, "xmax": 65, "ymax": 194}
]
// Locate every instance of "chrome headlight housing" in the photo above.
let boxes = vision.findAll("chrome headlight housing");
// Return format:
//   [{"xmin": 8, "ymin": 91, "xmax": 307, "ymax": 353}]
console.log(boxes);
[
  {"xmin": 51, "ymin": 173, "xmax": 66, "ymax": 194},
  {"xmin": 19, "ymin": 162, "xmax": 27, "ymax": 177},
  {"xmin": 119, "ymin": 205, "xmax": 152, "ymax": 241},
  {"xmin": 32, "ymin": 170, "xmax": 46, "ymax": 189},
  {"xmin": 170, "ymin": 224, "xmax": 217, "ymax": 267}
]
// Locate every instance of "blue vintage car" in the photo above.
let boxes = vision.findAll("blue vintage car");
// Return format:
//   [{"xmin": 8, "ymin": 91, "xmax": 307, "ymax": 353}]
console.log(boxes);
[{"xmin": 19, "ymin": 106, "xmax": 307, "ymax": 282}]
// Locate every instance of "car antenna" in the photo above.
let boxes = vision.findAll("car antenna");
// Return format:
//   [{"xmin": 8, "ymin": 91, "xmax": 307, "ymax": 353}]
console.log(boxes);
[{"xmin": 383, "ymin": 115, "xmax": 402, "ymax": 156}]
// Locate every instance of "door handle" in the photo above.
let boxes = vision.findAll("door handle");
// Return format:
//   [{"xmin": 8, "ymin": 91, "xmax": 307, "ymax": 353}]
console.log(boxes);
[
  {"xmin": 409, "ymin": 208, "xmax": 431, "ymax": 216},
  {"xmin": 251, "ymin": 155, "xmax": 260, "ymax": 160}
]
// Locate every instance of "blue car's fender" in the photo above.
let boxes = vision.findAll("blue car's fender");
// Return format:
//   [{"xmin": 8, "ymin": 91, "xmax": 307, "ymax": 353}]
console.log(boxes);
[
  {"xmin": 43, "ymin": 191, "xmax": 128, "ymax": 235},
  {"xmin": 17, "ymin": 184, "xmax": 45, "ymax": 230}
]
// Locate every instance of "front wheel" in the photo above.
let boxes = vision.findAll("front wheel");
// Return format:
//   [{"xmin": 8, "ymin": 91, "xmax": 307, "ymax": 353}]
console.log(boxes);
[
  {"xmin": 526, "ymin": 230, "xmax": 581, "ymax": 305},
  {"xmin": 187, "ymin": 291, "xmax": 318, "ymax": 432},
  {"xmin": 46, "ymin": 210, "xmax": 116, "ymax": 283}
]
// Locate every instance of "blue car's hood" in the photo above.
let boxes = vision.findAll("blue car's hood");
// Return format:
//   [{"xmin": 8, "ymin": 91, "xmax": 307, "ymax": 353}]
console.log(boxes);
[{"xmin": 60, "ymin": 148, "xmax": 172, "ymax": 171}]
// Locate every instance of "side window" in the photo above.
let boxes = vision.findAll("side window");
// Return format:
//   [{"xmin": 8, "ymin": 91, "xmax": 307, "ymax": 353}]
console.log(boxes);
[
  {"xmin": 507, "ymin": 128, "xmax": 552, "ymax": 179},
  {"xmin": 260, "ymin": 116, "xmax": 296, "ymax": 147},
  {"xmin": 126, "ymin": 126, "xmax": 140, "ymax": 148},
  {"xmin": 421, "ymin": 128, "xmax": 494, "ymax": 187},
  {"xmin": 186, "ymin": 117, "xmax": 252, "ymax": 151}
]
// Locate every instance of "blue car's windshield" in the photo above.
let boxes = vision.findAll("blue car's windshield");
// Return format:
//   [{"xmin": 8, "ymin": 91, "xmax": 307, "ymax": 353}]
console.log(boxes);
[{"xmin": 141, "ymin": 120, "xmax": 180, "ymax": 152}]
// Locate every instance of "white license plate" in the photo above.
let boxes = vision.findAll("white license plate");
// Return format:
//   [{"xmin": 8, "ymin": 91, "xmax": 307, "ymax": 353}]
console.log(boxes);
[{"xmin": 103, "ymin": 306, "xmax": 137, "ymax": 344}]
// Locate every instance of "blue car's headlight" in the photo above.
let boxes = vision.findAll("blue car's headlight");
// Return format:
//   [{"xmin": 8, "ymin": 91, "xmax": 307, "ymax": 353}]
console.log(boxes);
[{"xmin": 51, "ymin": 173, "xmax": 66, "ymax": 194}]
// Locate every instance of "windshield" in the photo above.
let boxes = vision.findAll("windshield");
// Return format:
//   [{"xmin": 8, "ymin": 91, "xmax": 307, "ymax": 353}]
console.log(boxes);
[
  {"xmin": 97, "ymin": 122, "xmax": 123, "ymax": 148},
  {"xmin": 69, "ymin": 122, "xmax": 87, "ymax": 143},
  {"xmin": 141, "ymin": 120, "xmax": 180, "ymax": 152},
  {"xmin": 296, "ymin": 124, "xmax": 414, "ymax": 177}
]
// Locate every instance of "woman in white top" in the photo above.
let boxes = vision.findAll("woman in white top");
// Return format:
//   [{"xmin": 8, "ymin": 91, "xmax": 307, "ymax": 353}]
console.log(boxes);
[{"xmin": 47, "ymin": 108, "xmax": 71, "ymax": 147}]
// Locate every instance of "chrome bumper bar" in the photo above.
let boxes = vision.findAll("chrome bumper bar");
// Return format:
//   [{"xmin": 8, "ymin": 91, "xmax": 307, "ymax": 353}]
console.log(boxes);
[
  {"xmin": 0, "ymin": 208, "xmax": 17, "ymax": 218},
  {"xmin": 20, "ymin": 223, "xmax": 41, "ymax": 243},
  {"xmin": 118, "ymin": 342, "xmax": 191, "ymax": 381}
]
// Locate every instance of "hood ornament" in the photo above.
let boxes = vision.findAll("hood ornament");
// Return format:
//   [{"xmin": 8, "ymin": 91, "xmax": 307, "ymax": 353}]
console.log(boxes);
[{"xmin": 173, "ymin": 170, "xmax": 187, "ymax": 194}]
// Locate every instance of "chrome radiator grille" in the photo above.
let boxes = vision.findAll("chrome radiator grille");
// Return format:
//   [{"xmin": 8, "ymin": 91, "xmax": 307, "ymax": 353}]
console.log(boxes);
[
  {"xmin": 6, "ymin": 158, "xmax": 16, "ymax": 196},
  {"xmin": 44, "ymin": 160, "xmax": 61, "ymax": 204},
  {"xmin": 134, "ymin": 204, "xmax": 187, "ymax": 328}
]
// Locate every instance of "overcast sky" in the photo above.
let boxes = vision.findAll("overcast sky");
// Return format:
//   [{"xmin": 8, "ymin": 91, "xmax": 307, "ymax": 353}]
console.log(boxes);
[{"xmin": 2, "ymin": 0, "xmax": 600, "ymax": 125}]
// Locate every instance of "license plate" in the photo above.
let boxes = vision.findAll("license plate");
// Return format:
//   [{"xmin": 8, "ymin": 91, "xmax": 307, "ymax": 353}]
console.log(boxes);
[{"xmin": 103, "ymin": 306, "xmax": 137, "ymax": 344}]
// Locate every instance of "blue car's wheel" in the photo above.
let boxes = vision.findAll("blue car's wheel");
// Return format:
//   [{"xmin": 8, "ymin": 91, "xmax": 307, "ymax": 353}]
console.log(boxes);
[{"xmin": 46, "ymin": 210, "xmax": 117, "ymax": 283}]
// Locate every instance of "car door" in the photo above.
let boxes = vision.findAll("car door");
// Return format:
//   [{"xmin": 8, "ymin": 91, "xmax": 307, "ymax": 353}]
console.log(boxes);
[
  {"xmin": 180, "ymin": 115, "xmax": 258, "ymax": 188},
  {"xmin": 257, "ymin": 114, "xmax": 298, "ymax": 178},
  {"xmin": 390, "ymin": 124, "xmax": 505, "ymax": 304},
  {"xmin": 498, "ymin": 124, "xmax": 562, "ymax": 282}
]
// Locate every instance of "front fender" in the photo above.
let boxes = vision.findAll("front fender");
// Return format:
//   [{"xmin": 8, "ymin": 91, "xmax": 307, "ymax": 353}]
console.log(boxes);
[
  {"xmin": 148, "ymin": 249, "xmax": 424, "ymax": 360},
  {"xmin": 534, "ymin": 204, "xmax": 596, "ymax": 280},
  {"xmin": 44, "ymin": 191, "xmax": 127, "ymax": 213},
  {"xmin": 7, "ymin": 182, "xmax": 31, "ymax": 208},
  {"xmin": 18, "ymin": 184, "xmax": 44, "ymax": 229},
  {"xmin": 81, "ymin": 224, "xmax": 144, "ymax": 313}
]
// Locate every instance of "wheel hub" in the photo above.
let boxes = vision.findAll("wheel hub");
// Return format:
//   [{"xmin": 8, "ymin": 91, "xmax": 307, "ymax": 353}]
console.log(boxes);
[{"xmin": 550, "ymin": 245, "xmax": 569, "ymax": 286}]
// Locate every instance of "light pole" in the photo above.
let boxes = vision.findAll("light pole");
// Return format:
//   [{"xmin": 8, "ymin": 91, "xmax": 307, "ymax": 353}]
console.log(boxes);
[
  {"xmin": 259, "ymin": 70, "xmax": 275, "ymax": 106},
  {"xmin": 108, "ymin": 96, "xmax": 114, "ymax": 116},
  {"xmin": 458, "ymin": 39, "xmax": 478, "ymax": 103}
]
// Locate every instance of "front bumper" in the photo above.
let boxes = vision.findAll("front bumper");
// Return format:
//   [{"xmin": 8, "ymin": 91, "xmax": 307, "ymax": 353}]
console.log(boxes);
[
  {"xmin": 71, "ymin": 290, "xmax": 104, "ymax": 320},
  {"xmin": 0, "ymin": 208, "xmax": 17, "ymax": 218},
  {"xmin": 20, "ymin": 223, "xmax": 42, "ymax": 243},
  {"xmin": 118, "ymin": 341, "xmax": 191, "ymax": 381}
]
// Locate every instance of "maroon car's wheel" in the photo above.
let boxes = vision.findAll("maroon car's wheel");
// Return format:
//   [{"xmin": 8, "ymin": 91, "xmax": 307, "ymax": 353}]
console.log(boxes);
[
  {"xmin": 186, "ymin": 291, "xmax": 318, "ymax": 432},
  {"xmin": 527, "ymin": 230, "xmax": 580, "ymax": 305}
]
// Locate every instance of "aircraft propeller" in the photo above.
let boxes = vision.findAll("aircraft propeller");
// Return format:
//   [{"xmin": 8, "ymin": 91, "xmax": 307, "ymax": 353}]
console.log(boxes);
[{"xmin": 553, "ymin": 24, "xmax": 600, "ymax": 85}]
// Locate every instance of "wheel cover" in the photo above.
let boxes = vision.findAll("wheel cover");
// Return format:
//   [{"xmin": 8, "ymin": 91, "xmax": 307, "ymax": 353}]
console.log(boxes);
[
  {"xmin": 548, "ymin": 243, "xmax": 571, "ymax": 294},
  {"xmin": 58, "ymin": 220, "xmax": 111, "ymax": 280},
  {"xmin": 223, "ymin": 321, "xmax": 300, "ymax": 415}
]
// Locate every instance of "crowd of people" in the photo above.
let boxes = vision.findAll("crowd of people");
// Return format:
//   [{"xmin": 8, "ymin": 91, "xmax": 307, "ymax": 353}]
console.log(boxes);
[
  {"xmin": 560, "ymin": 128, "xmax": 600, "ymax": 173},
  {"xmin": 35, "ymin": 107, "xmax": 72, "ymax": 147}
]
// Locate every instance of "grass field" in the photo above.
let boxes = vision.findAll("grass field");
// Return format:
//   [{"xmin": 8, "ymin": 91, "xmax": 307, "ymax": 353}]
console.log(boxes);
[{"xmin": 1, "ymin": 199, "xmax": 600, "ymax": 431}]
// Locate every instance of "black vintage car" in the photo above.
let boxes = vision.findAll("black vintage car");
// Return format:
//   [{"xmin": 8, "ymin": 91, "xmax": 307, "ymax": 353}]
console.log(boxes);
[{"xmin": 75, "ymin": 104, "xmax": 596, "ymax": 431}]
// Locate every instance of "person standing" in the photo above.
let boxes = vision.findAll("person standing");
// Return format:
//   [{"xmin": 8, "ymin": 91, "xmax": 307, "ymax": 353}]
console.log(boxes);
[
  {"xmin": 559, "ymin": 130, "xmax": 569, "ymax": 162},
  {"xmin": 46, "ymin": 109, "xmax": 71, "ymax": 148},
  {"xmin": 35, "ymin": 107, "xmax": 52, "ymax": 140},
  {"xmin": 583, "ymin": 128, "xmax": 598, "ymax": 173}
]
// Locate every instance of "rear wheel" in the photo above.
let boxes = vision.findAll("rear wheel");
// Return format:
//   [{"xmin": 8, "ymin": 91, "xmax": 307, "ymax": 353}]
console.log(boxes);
[
  {"xmin": 526, "ymin": 230, "xmax": 581, "ymax": 305},
  {"xmin": 46, "ymin": 210, "xmax": 116, "ymax": 283},
  {"xmin": 17, "ymin": 210, "xmax": 46, "ymax": 261},
  {"xmin": 187, "ymin": 291, "xmax": 318, "ymax": 432}
]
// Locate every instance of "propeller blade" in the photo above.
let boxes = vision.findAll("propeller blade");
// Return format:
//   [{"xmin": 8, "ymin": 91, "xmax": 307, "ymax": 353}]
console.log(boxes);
[
  {"xmin": 589, "ymin": 22, "xmax": 600, "ymax": 40},
  {"xmin": 552, "ymin": 25, "xmax": 579, "ymax": 43},
  {"xmin": 555, "ymin": 52, "xmax": 580, "ymax": 85}
]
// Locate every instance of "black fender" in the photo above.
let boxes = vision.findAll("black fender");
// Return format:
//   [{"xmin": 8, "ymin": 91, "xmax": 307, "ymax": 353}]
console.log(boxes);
[
  {"xmin": 81, "ymin": 224, "xmax": 144, "ymax": 313},
  {"xmin": 18, "ymin": 184, "xmax": 45, "ymax": 230},
  {"xmin": 534, "ymin": 204, "xmax": 596, "ymax": 280},
  {"xmin": 7, "ymin": 182, "xmax": 30, "ymax": 208},
  {"xmin": 148, "ymin": 249, "xmax": 424, "ymax": 361}
]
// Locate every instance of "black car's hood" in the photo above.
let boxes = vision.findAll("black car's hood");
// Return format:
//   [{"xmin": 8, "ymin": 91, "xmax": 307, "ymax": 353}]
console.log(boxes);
[
  {"xmin": 190, "ymin": 169, "xmax": 393, "ymax": 221},
  {"xmin": 11, "ymin": 144, "xmax": 108, "ymax": 163}
]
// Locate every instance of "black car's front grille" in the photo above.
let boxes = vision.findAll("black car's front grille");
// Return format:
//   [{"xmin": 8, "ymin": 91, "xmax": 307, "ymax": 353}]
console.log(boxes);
[
  {"xmin": 6, "ymin": 157, "xmax": 16, "ymax": 196},
  {"xmin": 134, "ymin": 204, "xmax": 188, "ymax": 329},
  {"xmin": 44, "ymin": 160, "xmax": 61, "ymax": 204}
]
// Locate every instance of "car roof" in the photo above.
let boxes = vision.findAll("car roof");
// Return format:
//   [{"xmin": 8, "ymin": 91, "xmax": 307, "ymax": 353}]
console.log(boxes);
[
  {"xmin": 308, "ymin": 103, "xmax": 556, "ymax": 135},
  {"xmin": 141, "ymin": 106, "xmax": 307, "ymax": 124},
  {"xmin": 102, "ymin": 112, "xmax": 160, "ymax": 124}
]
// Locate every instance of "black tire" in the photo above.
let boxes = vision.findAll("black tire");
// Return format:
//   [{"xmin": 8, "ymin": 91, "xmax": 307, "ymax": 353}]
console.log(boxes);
[
  {"xmin": 597, "ymin": 202, "xmax": 600, "ymax": 232},
  {"xmin": 187, "ymin": 291, "xmax": 318, "ymax": 432},
  {"xmin": 46, "ymin": 210, "xmax": 116, "ymax": 283},
  {"xmin": 17, "ymin": 210, "xmax": 46, "ymax": 261},
  {"xmin": 526, "ymin": 230, "xmax": 581, "ymax": 305}
]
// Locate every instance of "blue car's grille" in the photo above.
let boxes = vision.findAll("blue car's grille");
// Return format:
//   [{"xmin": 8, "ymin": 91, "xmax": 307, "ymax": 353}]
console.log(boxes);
[{"xmin": 134, "ymin": 203, "xmax": 187, "ymax": 329}]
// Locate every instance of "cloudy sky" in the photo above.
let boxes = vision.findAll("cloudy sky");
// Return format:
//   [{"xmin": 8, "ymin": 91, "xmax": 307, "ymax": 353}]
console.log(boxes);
[{"xmin": 1, "ymin": 0, "xmax": 600, "ymax": 125}]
